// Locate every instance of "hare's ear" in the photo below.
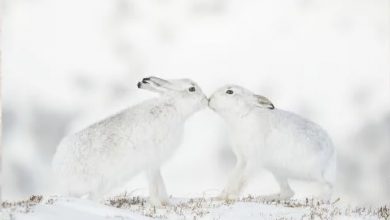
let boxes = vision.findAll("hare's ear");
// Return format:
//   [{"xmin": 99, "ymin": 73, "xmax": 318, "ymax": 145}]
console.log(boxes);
[{"xmin": 253, "ymin": 95, "xmax": 275, "ymax": 109}]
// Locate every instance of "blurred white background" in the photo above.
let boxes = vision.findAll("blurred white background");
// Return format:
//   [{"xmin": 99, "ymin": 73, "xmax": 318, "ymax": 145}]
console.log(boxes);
[{"xmin": 2, "ymin": 0, "xmax": 389, "ymax": 205}]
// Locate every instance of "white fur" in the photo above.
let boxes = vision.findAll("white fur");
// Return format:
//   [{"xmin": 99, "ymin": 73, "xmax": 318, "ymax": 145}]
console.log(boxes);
[
  {"xmin": 209, "ymin": 85, "xmax": 336, "ymax": 201},
  {"xmin": 52, "ymin": 77, "xmax": 207, "ymax": 205}
]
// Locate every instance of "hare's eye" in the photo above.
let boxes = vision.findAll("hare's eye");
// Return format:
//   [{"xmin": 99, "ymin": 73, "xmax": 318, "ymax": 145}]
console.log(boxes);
[
  {"xmin": 189, "ymin": 87, "xmax": 196, "ymax": 92},
  {"xmin": 226, "ymin": 89, "xmax": 234, "ymax": 95}
]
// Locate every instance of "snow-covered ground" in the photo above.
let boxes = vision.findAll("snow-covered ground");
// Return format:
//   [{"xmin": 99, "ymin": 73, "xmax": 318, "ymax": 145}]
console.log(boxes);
[{"xmin": 2, "ymin": 196, "xmax": 389, "ymax": 220}]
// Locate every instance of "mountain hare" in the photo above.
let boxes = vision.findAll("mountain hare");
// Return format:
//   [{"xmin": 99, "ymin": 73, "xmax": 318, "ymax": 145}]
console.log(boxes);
[
  {"xmin": 209, "ymin": 85, "xmax": 336, "ymax": 201},
  {"xmin": 52, "ymin": 76, "xmax": 208, "ymax": 205}
]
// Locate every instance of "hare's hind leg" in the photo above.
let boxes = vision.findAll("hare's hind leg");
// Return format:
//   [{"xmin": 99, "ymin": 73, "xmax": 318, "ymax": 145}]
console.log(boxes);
[
  {"xmin": 260, "ymin": 172, "xmax": 294, "ymax": 201},
  {"xmin": 319, "ymin": 180, "xmax": 333, "ymax": 201},
  {"xmin": 318, "ymin": 154, "xmax": 336, "ymax": 201},
  {"xmin": 147, "ymin": 168, "xmax": 169, "ymax": 206},
  {"xmin": 317, "ymin": 172, "xmax": 335, "ymax": 201}
]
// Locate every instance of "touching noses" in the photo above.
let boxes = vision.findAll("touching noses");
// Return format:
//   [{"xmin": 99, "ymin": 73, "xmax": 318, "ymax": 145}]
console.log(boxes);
[{"xmin": 207, "ymin": 95, "xmax": 214, "ymax": 106}]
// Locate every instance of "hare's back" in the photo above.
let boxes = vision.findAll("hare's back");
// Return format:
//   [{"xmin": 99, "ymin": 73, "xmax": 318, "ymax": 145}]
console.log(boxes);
[{"xmin": 269, "ymin": 110, "xmax": 334, "ymax": 154}]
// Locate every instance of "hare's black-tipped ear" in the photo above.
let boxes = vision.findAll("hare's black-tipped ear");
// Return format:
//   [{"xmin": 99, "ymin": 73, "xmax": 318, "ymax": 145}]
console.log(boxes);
[{"xmin": 254, "ymin": 95, "xmax": 275, "ymax": 109}]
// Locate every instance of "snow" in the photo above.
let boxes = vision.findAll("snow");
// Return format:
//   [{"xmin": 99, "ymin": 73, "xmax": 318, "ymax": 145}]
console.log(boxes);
[
  {"xmin": 210, "ymin": 203, "xmax": 308, "ymax": 220},
  {"xmin": 2, "ymin": 196, "xmax": 388, "ymax": 220},
  {"xmin": 2, "ymin": 197, "xmax": 149, "ymax": 220}
]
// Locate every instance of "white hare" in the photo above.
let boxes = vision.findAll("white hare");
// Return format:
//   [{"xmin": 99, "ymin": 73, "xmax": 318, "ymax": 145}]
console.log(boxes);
[
  {"xmin": 52, "ymin": 76, "xmax": 208, "ymax": 205},
  {"xmin": 209, "ymin": 85, "xmax": 336, "ymax": 201}
]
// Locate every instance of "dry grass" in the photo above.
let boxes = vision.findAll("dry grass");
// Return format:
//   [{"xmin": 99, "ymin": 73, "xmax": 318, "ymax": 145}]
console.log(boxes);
[
  {"xmin": 2, "ymin": 194, "xmax": 389, "ymax": 220},
  {"xmin": 105, "ymin": 194, "xmax": 390, "ymax": 219},
  {"xmin": 1, "ymin": 195, "xmax": 44, "ymax": 213}
]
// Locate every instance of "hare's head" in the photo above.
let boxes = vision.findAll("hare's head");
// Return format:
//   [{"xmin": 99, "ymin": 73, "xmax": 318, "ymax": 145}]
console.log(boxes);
[
  {"xmin": 138, "ymin": 76, "xmax": 208, "ymax": 115},
  {"xmin": 208, "ymin": 85, "xmax": 274, "ymax": 117}
]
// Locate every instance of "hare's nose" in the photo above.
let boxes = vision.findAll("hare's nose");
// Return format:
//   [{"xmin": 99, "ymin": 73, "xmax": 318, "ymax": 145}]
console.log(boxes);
[{"xmin": 207, "ymin": 97, "xmax": 213, "ymax": 105}]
